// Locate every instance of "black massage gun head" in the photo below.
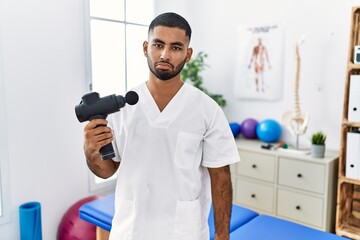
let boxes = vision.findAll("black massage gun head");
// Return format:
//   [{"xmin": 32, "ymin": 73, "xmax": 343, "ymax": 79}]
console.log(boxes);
[
  {"xmin": 75, "ymin": 91, "xmax": 139, "ymax": 123},
  {"xmin": 125, "ymin": 91, "xmax": 139, "ymax": 105}
]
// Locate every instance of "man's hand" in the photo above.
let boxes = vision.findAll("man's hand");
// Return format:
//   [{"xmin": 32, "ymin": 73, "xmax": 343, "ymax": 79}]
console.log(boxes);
[
  {"xmin": 83, "ymin": 119, "xmax": 119, "ymax": 179},
  {"xmin": 84, "ymin": 119, "xmax": 113, "ymax": 158},
  {"xmin": 208, "ymin": 165, "xmax": 233, "ymax": 240}
]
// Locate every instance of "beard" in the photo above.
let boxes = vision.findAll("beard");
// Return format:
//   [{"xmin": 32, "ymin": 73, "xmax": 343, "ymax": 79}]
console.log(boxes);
[{"xmin": 147, "ymin": 57, "xmax": 187, "ymax": 81}]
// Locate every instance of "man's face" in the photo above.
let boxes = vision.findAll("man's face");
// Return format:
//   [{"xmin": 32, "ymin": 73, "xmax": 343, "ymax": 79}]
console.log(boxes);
[{"xmin": 143, "ymin": 26, "xmax": 192, "ymax": 81}]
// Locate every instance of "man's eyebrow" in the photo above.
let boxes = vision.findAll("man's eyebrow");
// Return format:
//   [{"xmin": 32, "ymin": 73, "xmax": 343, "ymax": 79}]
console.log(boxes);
[
  {"xmin": 152, "ymin": 38, "xmax": 184, "ymax": 47},
  {"xmin": 171, "ymin": 42, "xmax": 184, "ymax": 47},
  {"xmin": 152, "ymin": 38, "xmax": 165, "ymax": 44}
]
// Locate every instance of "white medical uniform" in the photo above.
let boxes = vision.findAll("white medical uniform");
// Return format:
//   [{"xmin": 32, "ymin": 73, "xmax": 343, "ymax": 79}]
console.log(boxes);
[{"xmin": 108, "ymin": 82, "xmax": 240, "ymax": 240}]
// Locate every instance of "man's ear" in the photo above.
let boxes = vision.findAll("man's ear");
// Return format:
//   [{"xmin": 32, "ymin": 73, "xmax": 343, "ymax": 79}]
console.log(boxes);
[
  {"xmin": 143, "ymin": 41, "xmax": 148, "ymax": 56},
  {"xmin": 186, "ymin": 47, "xmax": 193, "ymax": 63}
]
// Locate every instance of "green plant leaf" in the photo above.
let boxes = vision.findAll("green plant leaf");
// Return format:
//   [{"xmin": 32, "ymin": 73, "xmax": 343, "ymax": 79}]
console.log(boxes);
[
  {"xmin": 181, "ymin": 51, "xmax": 227, "ymax": 107},
  {"xmin": 311, "ymin": 131, "xmax": 326, "ymax": 145}
]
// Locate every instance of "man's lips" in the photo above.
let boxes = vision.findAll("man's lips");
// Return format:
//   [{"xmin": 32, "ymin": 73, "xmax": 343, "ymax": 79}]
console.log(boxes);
[{"xmin": 155, "ymin": 62, "xmax": 173, "ymax": 70}]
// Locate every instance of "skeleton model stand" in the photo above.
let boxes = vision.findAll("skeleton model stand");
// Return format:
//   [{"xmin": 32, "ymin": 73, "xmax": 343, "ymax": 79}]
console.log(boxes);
[{"xmin": 282, "ymin": 36, "xmax": 309, "ymax": 150}]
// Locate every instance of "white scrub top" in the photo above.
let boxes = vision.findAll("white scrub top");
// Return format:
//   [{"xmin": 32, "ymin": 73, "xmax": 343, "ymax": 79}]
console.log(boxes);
[{"xmin": 108, "ymin": 82, "xmax": 240, "ymax": 240}]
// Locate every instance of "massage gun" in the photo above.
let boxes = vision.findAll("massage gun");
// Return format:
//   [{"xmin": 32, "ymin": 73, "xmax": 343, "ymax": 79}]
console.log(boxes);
[{"xmin": 75, "ymin": 91, "xmax": 139, "ymax": 160}]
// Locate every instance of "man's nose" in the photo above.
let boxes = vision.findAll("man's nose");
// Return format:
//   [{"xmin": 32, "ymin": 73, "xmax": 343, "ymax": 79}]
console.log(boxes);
[{"xmin": 160, "ymin": 48, "xmax": 170, "ymax": 61}]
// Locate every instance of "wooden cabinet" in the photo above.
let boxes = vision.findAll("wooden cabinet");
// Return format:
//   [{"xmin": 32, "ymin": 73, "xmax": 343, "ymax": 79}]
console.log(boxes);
[
  {"xmin": 231, "ymin": 139, "xmax": 339, "ymax": 232},
  {"xmin": 335, "ymin": 6, "xmax": 360, "ymax": 239}
]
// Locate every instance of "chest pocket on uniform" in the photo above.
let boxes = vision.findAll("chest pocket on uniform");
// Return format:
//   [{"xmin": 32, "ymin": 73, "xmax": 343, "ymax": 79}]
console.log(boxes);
[{"xmin": 174, "ymin": 131, "xmax": 203, "ymax": 169}]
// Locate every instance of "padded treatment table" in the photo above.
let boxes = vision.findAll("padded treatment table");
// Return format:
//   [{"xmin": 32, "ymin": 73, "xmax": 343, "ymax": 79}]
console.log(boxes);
[
  {"xmin": 79, "ymin": 193, "xmax": 259, "ymax": 240},
  {"xmin": 80, "ymin": 194, "xmax": 114, "ymax": 232},
  {"xmin": 229, "ymin": 215, "xmax": 349, "ymax": 240}
]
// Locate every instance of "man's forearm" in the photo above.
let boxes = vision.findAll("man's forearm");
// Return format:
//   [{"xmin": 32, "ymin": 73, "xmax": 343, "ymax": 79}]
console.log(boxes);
[
  {"xmin": 208, "ymin": 166, "xmax": 233, "ymax": 240},
  {"xmin": 85, "ymin": 149, "xmax": 119, "ymax": 179}
]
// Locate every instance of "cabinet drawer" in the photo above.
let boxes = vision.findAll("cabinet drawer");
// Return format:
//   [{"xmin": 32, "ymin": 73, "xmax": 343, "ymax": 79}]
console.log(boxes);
[
  {"xmin": 237, "ymin": 151, "xmax": 276, "ymax": 183},
  {"xmin": 277, "ymin": 189, "xmax": 323, "ymax": 228},
  {"xmin": 236, "ymin": 179, "xmax": 274, "ymax": 213},
  {"xmin": 278, "ymin": 157, "xmax": 325, "ymax": 194}
]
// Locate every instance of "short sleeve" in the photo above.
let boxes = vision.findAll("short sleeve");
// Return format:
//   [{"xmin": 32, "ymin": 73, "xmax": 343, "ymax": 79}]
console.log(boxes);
[{"xmin": 201, "ymin": 107, "xmax": 240, "ymax": 168}]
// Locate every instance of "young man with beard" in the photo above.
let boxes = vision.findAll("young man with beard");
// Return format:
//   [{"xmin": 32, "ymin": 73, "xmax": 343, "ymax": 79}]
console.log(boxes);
[{"xmin": 83, "ymin": 12, "xmax": 240, "ymax": 240}]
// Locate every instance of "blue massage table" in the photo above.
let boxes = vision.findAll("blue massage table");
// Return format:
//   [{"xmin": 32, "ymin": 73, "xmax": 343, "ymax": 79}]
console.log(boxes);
[
  {"xmin": 79, "ymin": 193, "xmax": 259, "ymax": 239},
  {"xmin": 80, "ymin": 194, "xmax": 114, "ymax": 232},
  {"xmin": 80, "ymin": 194, "xmax": 348, "ymax": 240},
  {"xmin": 229, "ymin": 215, "xmax": 349, "ymax": 240}
]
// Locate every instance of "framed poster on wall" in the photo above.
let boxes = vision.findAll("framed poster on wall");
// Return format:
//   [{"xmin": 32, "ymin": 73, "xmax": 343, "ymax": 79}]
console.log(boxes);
[{"xmin": 234, "ymin": 24, "xmax": 285, "ymax": 100}]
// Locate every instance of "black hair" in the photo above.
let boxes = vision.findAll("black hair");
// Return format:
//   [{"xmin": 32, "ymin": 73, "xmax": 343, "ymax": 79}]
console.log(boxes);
[{"xmin": 148, "ymin": 12, "xmax": 192, "ymax": 41}]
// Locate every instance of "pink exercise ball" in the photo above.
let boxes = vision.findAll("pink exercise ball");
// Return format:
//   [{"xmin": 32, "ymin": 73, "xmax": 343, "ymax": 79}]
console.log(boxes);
[{"xmin": 57, "ymin": 196, "xmax": 99, "ymax": 240}]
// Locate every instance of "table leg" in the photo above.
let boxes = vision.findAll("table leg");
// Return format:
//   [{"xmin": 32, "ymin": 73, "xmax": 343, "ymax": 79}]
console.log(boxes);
[{"xmin": 96, "ymin": 227, "xmax": 110, "ymax": 240}]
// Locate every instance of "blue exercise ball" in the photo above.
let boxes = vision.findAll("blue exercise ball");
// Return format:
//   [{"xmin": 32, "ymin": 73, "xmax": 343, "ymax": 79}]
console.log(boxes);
[
  {"xmin": 241, "ymin": 118, "xmax": 258, "ymax": 139},
  {"xmin": 229, "ymin": 122, "xmax": 241, "ymax": 138},
  {"xmin": 256, "ymin": 119, "xmax": 282, "ymax": 143}
]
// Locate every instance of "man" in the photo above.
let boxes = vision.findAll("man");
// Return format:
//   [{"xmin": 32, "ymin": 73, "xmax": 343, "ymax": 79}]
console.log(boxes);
[
  {"xmin": 83, "ymin": 12, "xmax": 240, "ymax": 240},
  {"xmin": 248, "ymin": 37, "xmax": 271, "ymax": 92}
]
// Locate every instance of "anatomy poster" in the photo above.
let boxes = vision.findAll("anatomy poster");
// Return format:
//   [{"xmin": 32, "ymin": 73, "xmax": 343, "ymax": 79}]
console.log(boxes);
[{"xmin": 234, "ymin": 24, "xmax": 285, "ymax": 100}]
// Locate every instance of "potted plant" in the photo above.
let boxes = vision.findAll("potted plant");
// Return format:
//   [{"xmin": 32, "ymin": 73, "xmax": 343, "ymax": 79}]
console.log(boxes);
[
  {"xmin": 311, "ymin": 131, "xmax": 326, "ymax": 158},
  {"xmin": 181, "ymin": 52, "xmax": 227, "ymax": 107}
]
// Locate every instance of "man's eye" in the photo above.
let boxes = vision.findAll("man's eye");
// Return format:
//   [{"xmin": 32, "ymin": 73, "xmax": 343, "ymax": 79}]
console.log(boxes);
[
  {"xmin": 173, "ymin": 46, "xmax": 181, "ymax": 51},
  {"xmin": 154, "ymin": 44, "xmax": 162, "ymax": 48}
]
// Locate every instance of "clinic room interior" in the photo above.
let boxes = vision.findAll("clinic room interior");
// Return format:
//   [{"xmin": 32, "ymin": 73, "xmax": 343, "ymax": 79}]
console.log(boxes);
[{"xmin": 2, "ymin": 0, "xmax": 360, "ymax": 239}]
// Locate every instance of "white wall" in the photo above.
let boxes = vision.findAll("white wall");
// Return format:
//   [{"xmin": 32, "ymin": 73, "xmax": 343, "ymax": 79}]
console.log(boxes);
[
  {"xmin": 0, "ymin": 0, "xmax": 92, "ymax": 239},
  {"xmin": 0, "ymin": 0, "xmax": 359, "ymax": 238},
  {"xmin": 157, "ymin": 0, "xmax": 360, "ymax": 150}
]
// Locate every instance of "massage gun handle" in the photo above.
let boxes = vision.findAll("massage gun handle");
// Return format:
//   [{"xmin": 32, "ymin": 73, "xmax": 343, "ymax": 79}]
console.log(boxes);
[
  {"xmin": 90, "ymin": 115, "xmax": 115, "ymax": 160},
  {"xmin": 99, "ymin": 143, "xmax": 115, "ymax": 160}
]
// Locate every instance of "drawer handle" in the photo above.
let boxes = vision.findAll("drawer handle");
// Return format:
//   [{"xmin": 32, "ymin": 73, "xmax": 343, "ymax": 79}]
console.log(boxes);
[
  {"xmin": 296, "ymin": 205, "xmax": 301, "ymax": 210},
  {"xmin": 297, "ymin": 173, "xmax": 303, "ymax": 178},
  {"xmin": 251, "ymin": 194, "xmax": 256, "ymax": 198},
  {"xmin": 252, "ymin": 164, "xmax": 257, "ymax": 169}
]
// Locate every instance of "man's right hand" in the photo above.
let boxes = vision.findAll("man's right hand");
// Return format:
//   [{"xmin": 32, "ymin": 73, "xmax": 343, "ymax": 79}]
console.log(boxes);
[
  {"xmin": 83, "ymin": 119, "xmax": 119, "ymax": 179},
  {"xmin": 83, "ymin": 119, "xmax": 113, "ymax": 160}
]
